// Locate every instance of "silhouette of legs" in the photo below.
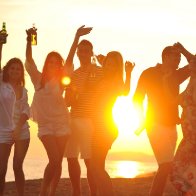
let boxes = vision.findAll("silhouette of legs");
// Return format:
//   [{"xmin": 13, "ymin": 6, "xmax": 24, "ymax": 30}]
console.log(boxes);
[
  {"xmin": 13, "ymin": 139, "xmax": 30, "ymax": 196},
  {"xmin": 67, "ymin": 158, "xmax": 97, "ymax": 196},
  {"xmin": 67, "ymin": 158, "xmax": 81, "ymax": 196},
  {"xmin": 91, "ymin": 146, "xmax": 114, "ymax": 196},
  {"xmin": 39, "ymin": 135, "xmax": 68, "ymax": 196},
  {"xmin": 149, "ymin": 162, "xmax": 172, "ymax": 196},
  {"xmin": 0, "ymin": 143, "xmax": 12, "ymax": 196}
]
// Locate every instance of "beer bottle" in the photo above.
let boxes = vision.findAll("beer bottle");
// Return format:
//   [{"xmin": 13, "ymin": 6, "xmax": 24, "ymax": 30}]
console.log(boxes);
[
  {"xmin": 31, "ymin": 24, "xmax": 37, "ymax": 45},
  {"xmin": 0, "ymin": 22, "xmax": 7, "ymax": 44}
]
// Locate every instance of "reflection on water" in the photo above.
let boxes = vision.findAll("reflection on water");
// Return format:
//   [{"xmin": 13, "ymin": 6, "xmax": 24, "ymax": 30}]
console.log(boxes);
[
  {"xmin": 106, "ymin": 160, "xmax": 157, "ymax": 178},
  {"xmin": 110, "ymin": 161, "xmax": 139, "ymax": 178}
]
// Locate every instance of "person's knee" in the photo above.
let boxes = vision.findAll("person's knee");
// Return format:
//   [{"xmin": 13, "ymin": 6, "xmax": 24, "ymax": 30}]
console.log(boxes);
[
  {"xmin": 0, "ymin": 167, "xmax": 7, "ymax": 179},
  {"xmin": 67, "ymin": 158, "xmax": 79, "ymax": 167},
  {"xmin": 13, "ymin": 162, "xmax": 23, "ymax": 174},
  {"xmin": 48, "ymin": 156, "xmax": 62, "ymax": 171},
  {"xmin": 158, "ymin": 162, "xmax": 172, "ymax": 172}
]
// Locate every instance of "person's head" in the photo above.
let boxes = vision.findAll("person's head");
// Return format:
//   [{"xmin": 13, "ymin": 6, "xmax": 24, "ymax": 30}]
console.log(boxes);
[
  {"xmin": 41, "ymin": 51, "xmax": 64, "ymax": 87},
  {"xmin": 189, "ymin": 55, "xmax": 196, "ymax": 77},
  {"xmin": 103, "ymin": 51, "xmax": 124, "ymax": 82},
  {"xmin": 162, "ymin": 46, "xmax": 181, "ymax": 70},
  {"xmin": 3, "ymin": 58, "xmax": 25, "ymax": 86},
  {"xmin": 77, "ymin": 39, "xmax": 93, "ymax": 67}
]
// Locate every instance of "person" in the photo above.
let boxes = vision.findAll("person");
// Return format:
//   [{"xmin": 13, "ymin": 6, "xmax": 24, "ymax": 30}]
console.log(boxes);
[
  {"xmin": 0, "ymin": 33, "xmax": 30, "ymax": 196},
  {"xmin": 133, "ymin": 43, "xmax": 193, "ymax": 196},
  {"xmin": 25, "ymin": 26, "xmax": 91, "ymax": 196},
  {"xmin": 91, "ymin": 51, "xmax": 135, "ymax": 195},
  {"xmin": 170, "ymin": 55, "xmax": 196, "ymax": 196},
  {"xmin": 64, "ymin": 33, "xmax": 102, "ymax": 195}
]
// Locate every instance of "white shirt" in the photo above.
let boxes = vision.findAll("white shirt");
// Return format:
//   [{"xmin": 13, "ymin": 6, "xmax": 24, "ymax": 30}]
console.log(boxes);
[
  {"xmin": 0, "ymin": 73, "xmax": 15, "ymax": 132},
  {"xmin": 25, "ymin": 60, "xmax": 71, "ymax": 133}
]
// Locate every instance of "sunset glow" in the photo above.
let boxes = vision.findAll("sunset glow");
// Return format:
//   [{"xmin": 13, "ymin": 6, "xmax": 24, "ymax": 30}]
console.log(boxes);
[{"xmin": 0, "ymin": 0, "xmax": 194, "ymax": 159}]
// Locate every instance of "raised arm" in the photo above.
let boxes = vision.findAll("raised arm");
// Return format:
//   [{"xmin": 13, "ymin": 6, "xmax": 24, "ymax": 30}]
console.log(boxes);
[
  {"xmin": 26, "ymin": 29, "xmax": 34, "ymax": 63},
  {"xmin": 0, "ymin": 42, "xmax": 2, "ymax": 72},
  {"xmin": 173, "ymin": 42, "xmax": 194, "ymax": 63},
  {"xmin": 25, "ymin": 28, "xmax": 41, "ymax": 86},
  {"xmin": 65, "ymin": 25, "xmax": 92, "ymax": 72},
  {"xmin": 0, "ymin": 31, "xmax": 8, "ymax": 72},
  {"xmin": 123, "ymin": 61, "xmax": 135, "ymax": 95}
]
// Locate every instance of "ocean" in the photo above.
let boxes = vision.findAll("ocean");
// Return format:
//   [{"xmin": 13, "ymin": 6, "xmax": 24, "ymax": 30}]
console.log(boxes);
[{"xmin": 6, "ymin": 158, "xmax": 157, "ymax": 182}]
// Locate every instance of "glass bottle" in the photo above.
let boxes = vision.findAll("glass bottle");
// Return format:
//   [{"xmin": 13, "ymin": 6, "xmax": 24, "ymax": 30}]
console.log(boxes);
[{"xmin": 0, "ymin": 22, "xmax": 7, "ymax": 44}]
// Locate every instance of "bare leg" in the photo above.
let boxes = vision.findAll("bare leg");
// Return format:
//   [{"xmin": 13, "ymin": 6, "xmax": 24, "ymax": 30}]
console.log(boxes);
[
  {"xmin": 91, "ymin": 148, "xmax": 113, "ymax": 196},
  {"xmin": 149, "ymin": 162, "xmax": 172, "ymax": 196},
  {"xmin": 39, "ymin": 135, "xmax": 62, "ymax": 196},
  {"xmin": 84, "ymin": 159, "xmax": 97, "ymax": 196},
  {"xmin": 13, "ymin": 139, "xmax": 30, "ymax": 196},
  {"xmin": 0, "ymin": 143, "xmax": 12, "ymax": 196},
  {"xmin": 67, "ymin": 158, "xmax": 81, "ymax": 196},
  {"xmin": 49, "ymin": 135, "xmax": 69, "ymax": 196}
]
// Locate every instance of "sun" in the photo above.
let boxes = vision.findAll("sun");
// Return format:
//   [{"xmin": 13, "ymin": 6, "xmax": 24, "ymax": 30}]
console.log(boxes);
[{"xmin": 112, "ymin": 96, "xmax": 141, "ymax": 137}]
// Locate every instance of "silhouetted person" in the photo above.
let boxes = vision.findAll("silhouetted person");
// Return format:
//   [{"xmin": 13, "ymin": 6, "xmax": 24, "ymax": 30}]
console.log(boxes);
[
  {"xmin": 91, "ymin": 51, "xmax": 134, "ymax": 195},
  {"xmin": 133, "ymin": 43, "xmax": 192, "ymax": 196},
  {"xmin": 0, "ymin": 32, "xmax": 30, "ymax": 196},
  {"xmin": 64, "ymin": 29, "xmax": 102, "ymax": 196},
  {"xmin": 25, "ymin": 26, "xmax": 91, "ymax": 196},
  {"xmin": 170, "ymin": 55, "xmax": 196, "ymax": 195}
]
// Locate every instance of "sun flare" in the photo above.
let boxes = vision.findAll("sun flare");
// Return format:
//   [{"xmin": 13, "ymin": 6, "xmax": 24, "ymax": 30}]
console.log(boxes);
[
  {"xmin": 115, "ymin": 161, "xmax": 139, "ymax": 178},
  {"xmin": 112, "ymin": 96, "xmax": 141, "ymax": 137}
]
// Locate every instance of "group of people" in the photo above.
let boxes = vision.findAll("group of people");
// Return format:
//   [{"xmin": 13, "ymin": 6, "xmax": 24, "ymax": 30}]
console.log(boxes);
[{"xmin": 0, "ymin": 25, "xmax": 196, "ymax": 196}]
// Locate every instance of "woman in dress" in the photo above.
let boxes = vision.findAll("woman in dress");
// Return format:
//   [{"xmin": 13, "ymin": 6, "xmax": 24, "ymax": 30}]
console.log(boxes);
[
  {"xmin": 91, "ymin": 51, "xmax": 135, "ymax": 195},
  {"xmin": 170, "ymin": 55, "xmax": 196, "ymax": 196}
]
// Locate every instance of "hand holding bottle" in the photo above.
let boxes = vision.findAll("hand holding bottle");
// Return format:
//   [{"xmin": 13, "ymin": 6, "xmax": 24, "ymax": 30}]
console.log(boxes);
[{"xmin": 26, "ymin": 24, "xmax": 37, "ymax": 45}]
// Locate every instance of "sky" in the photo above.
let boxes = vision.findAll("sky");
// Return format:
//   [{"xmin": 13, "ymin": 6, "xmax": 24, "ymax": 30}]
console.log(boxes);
[{"xmin": 1, "ymin": 0, "xmax": 196, "ymax": 158}]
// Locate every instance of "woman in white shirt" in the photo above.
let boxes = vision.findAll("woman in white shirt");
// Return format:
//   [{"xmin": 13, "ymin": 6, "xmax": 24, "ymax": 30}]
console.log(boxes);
[
  {"xmin": 25, "ymin": 26, "xmax": 92, "ymax": 196},
  {"xmin": 0, "ymin": 35, "xmax": 30, "ymax": 196}
]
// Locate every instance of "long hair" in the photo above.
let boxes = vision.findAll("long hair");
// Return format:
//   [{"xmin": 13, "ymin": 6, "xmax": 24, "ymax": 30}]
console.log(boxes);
[
  {"xmin": 3, "ymin": 58, "xmax": 25, "ymax": 86},
  {"xmin": 103, "ymin": 51, "xmax": 124, "ymax": 84},
  {"xmin": 40, "ymin": 51, "xmax": 64, "ymax": 88}
]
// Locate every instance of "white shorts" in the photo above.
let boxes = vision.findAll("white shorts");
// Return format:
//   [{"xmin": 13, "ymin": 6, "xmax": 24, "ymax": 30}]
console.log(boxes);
[
  {"xmin": 38, "ymin": 123, "xmax": 70, "ymax": 138},
  {"xmin": 147, "ymin": 124, "xmax": 177, "ymax": 164},
  {"xmin": 0, "ymin": 129, "xmax": 30, "ymax": 145},
  {"xmin": 64, "ymin": 118, "xmax": 94, "ymax": 159}
]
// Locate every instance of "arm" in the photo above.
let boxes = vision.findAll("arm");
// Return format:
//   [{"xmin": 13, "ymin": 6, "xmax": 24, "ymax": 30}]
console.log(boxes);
[
  {"xmin": 132, "ymin": 72, "xmax": 147, "ymax": 135},
  {"xmin": 123, "ymin": 61, "xmax": 135, "ymax": 95},
  {"xmin": 12, "ymin": 88, "xmax": 30, "ymax": 140},
  {"xmin": 12, "ymin": 113, "xmax": 29, "ymax": 140},
  {"xmin": 0, "ymin": 31, "xmax": 8, "ymax": 72},
  {"xmin": 173, "ymin": 42, "xmax": 194, "ymax": 63},
  {"xmin": 0, "ymin": 43, "xmax": 2, "ymax": 72},
  {"xmin": 25, "ymin": 28, "xmax": 41, "ymax": 86},
  {"xmin": 64, "ymin": 25, "xmax": 92, "ymax": 74}
]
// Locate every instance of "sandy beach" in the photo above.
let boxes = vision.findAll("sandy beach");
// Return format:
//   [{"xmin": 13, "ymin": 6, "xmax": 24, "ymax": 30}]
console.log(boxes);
[{"xmin": 4, "ymin": 175, "xmax": 178, "ymax": 196}]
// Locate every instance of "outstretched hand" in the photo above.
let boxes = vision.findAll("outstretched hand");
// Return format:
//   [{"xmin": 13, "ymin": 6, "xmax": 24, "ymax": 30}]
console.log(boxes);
[
  {"xmin": 76, "ymin": 25, "xmax": 92, "ymax": 37},
  {"xmin": 125, "ymin": 61, "xmax": 135, "ymax": 74}
]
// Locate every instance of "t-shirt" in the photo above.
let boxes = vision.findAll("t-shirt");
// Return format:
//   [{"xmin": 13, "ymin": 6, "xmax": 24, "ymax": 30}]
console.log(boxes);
[
  {"xmin": 133, "ymin": 64, "xmax": 190, "ymax": 126},
  {"xmin": 68, "ymin": 65, "xmax": 103, "ymax": 118}
]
